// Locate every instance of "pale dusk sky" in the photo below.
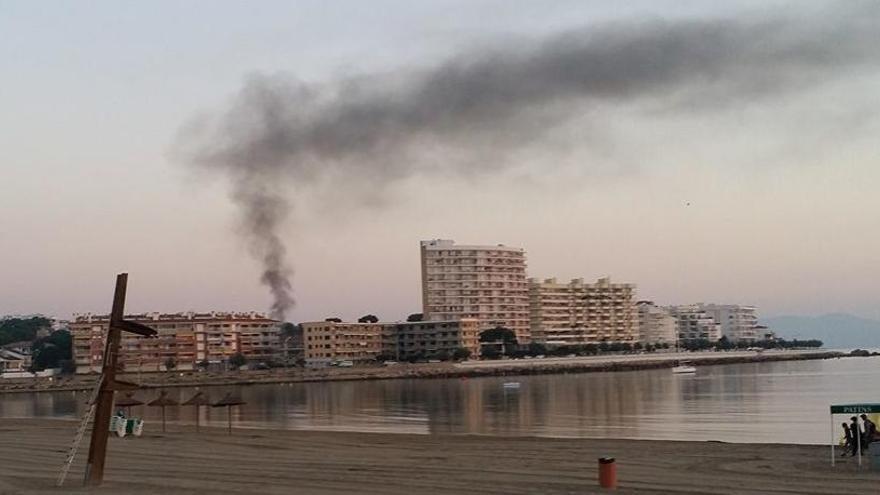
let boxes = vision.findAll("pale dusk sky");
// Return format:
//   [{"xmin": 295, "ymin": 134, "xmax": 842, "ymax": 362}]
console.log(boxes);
[{"xmin": 2, "ymin": 1, "xmax": 878, "ymax": 323}]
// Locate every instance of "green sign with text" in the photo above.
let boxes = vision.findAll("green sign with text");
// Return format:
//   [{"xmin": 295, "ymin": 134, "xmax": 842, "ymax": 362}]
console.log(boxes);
[{"xmin": 830, "ymin": 404, "xmax": 880, "ymax": 414}]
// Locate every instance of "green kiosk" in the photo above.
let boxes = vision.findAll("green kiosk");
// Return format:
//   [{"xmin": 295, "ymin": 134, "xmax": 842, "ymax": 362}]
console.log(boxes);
[{"xmin": 830, "ymin": 403, "xmax": 880, "ymax": 467}]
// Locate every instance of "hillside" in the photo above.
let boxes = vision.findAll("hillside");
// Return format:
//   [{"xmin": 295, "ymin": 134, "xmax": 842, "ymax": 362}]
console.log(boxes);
[{"xmin": 762, "ymin": 313, "xmax": 880, "ymax": 349}]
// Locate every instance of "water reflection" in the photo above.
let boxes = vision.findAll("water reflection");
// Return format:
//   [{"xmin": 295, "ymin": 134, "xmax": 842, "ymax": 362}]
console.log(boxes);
[{"xmin": 2, "ymin": 357, "xmax": 878, "ymax": 443}]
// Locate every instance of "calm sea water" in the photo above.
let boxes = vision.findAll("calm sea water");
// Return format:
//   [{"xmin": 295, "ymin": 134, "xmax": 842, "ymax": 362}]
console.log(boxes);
[{"xmin": 2, "ymin": 357, "xmax": 878, "ymax": 444}]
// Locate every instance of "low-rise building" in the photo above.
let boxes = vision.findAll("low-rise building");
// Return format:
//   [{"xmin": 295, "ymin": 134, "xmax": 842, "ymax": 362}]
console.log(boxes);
[
  {"xmin": 302, "ymin": 318, "xmax": 481, "ymax": 366},
  {"xmin": 636, "ymin": 301, "xmax": 677, "ymax": 346},
  {"xmin": 70, "ymin": 312, "xmax": 280, "ymax": 374},
  {"xmin": 389, "ymin": 319, "xmax": 481, "ymax": 361},
  {"xmin": 529, "ymin": 277, "xmax": 638, "ymax": 346},
  {"xmin": 301, "ymin": 321, "xmax": 386, "ymax": 367}
]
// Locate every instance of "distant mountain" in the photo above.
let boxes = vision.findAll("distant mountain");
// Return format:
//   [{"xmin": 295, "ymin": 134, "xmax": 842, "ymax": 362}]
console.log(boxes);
[{"xmin": 762, "ymin": 313, "xmax": 880, "ymax": 349}]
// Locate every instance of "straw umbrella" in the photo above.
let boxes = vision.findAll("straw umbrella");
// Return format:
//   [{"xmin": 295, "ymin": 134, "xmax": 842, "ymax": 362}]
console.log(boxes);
[
  {"xmin": 211, "ymin": 393, "xmax": 246, "ymax": 435},
  {"xmin": 114, "ymin": 392, "xmax": 143, "ymax": 417},
  {"xmin": 182, "ymin": 391, "xmax": 210, "ymax": 433},
  {"xmin": 147, "ymin": 390, "xmax": 179, "ymax": 433}
]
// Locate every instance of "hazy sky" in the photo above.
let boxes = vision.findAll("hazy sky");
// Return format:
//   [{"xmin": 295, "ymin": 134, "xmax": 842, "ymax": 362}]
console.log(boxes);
[{"xmin": 2, "ymin": 1, "xmax": 879, "ymax": 323}]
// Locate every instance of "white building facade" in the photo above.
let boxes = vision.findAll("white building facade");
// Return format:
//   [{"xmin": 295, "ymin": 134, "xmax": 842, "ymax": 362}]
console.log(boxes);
[
  {"xmin": 420, "ymin": 240, "xmax": 530, "ymax": 343},
  {"xmin": 636, "ymin": 301, "xmax": 677, "ymax": 346},
  {"xmin": 697, "ymin": 304, "xmax": 759, "ymax": 343},
  {"xmin": 666, "ymin": 305, "xmax": 722, "ymax": 343}
]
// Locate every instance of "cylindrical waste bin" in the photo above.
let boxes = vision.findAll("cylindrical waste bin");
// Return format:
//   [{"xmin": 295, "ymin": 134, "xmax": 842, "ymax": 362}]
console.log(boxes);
[{"xmin": 598, "ymin": 457, "xmax": 617, "ymax": 489}]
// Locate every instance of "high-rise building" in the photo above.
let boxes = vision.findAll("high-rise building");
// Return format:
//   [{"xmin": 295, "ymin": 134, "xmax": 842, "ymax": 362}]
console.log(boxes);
[
  {"xmin": 666, "ymin": 305, "xmax": 722, "ymax": 343},
  {"xmin": 70, "ymin": 312, "xmax": 281, "ymax": 374},
  {"xmin": 528, "ymin": 277, "xmax": 638, "ymax": 346},
  {"xmin": 636, "ymin": 301, "xmax": 677, "ymax": 346},
  {"xmin": 420, "ymin": 239, "xmax": 529, "ymax": 343},
  {"xmin": 697, "ymin": 304, "xmax": 759, "ymax": 343},
  {"xmin": 301, "ymin": 319, "xmax": 481, "ymax": 366}
]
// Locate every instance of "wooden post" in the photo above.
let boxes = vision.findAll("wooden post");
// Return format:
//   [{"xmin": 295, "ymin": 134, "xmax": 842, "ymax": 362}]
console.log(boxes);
[
  {"xmin": 84, "ymin": 274, "xmax": 127, "ymax": 486},
  {"xmin": 83, "ymin": 274, "xmax": 156, "ymax": 487},
  {"xmin": 227, "ymin": 407, "xmax": 232, "ymax": 435}
]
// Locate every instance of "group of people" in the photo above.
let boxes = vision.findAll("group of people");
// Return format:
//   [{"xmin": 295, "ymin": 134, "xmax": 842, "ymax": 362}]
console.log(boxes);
[{"xmin": 841, "ymin": 414, "xmax": 878, "ymax": 456}]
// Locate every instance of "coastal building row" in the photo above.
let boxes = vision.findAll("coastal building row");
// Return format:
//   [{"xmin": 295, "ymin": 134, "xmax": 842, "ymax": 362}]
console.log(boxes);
[
  {"xmin": 421, "ymin": 239, "xmax": 762, "ymax": 347},
  {"xmin": 302, "ymin": 319, "xmax": 481, "ymax": 366},
  {"xmin": 70, "ymin": 312, "xmax": 281, "ymax": 374},
  {"xmin": 68, "ymin": 240, "xmax": 765, "ymax": 373}
]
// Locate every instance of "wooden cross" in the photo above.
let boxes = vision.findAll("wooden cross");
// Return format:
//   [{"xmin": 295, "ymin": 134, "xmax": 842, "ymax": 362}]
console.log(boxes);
[{"xmin": 84, "ymin": 273, "xmax": 157, "ymax": 486}]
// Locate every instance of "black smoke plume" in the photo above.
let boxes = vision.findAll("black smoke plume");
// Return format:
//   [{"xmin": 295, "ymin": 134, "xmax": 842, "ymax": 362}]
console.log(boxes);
[{"xmin": 176, "ymin": 5, "xmax": 880, "ymax": 321}]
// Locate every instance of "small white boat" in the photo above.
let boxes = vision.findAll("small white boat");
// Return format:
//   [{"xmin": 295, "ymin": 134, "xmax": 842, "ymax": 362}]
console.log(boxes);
[
  {"xmin": 672, "ymin": 362, "xmax": 697, "ymax": 374},
  {"xmin": 502, "ymin": 382, "xmax": 521, "ymax": 389}
]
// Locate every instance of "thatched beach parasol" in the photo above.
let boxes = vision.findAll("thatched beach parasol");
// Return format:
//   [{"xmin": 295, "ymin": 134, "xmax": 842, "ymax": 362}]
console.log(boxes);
[
  {"xmin": 147, "ymin": 390, "xmax": 179, "ymax": 432},
  {"xmin": 211, "ymin": 393, "xmax": 246, "ymax": 435},
  {"xmin": 182, "ymin": 391, "xmax": 210, "ymax": 433},
  {"xmin": 114, "ymin": 392, "xmax": 143, "ymax": 417}
]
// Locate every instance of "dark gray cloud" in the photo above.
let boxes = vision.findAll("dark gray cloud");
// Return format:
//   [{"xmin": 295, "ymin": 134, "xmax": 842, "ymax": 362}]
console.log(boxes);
[{"xmin": 176, "ymin": 4, "xmax": 880, "ymax": 320}]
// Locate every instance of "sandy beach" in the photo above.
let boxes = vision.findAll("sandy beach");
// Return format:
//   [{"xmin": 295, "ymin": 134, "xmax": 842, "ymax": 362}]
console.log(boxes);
[{"xmin": 1, "ymin": 418, "xmax": 877, "ymax": 494}]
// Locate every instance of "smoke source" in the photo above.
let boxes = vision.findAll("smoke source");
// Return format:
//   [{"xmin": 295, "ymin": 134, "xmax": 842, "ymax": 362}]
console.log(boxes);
[{"xmin": 176, "ymin": 5, "xmax": 880, "ymax": 321}]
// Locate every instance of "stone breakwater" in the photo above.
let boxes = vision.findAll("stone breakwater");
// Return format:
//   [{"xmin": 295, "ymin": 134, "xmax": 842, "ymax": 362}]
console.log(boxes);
[{"xmin": 0, "ymin": 350, "xmax": 843, "ymax": 394}]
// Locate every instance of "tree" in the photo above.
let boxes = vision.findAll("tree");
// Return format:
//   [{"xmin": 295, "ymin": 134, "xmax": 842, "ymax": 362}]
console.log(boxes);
[
  {"xmin": 481, "ymin": 346, "xmax": 501, "ymax": 360},
  {"xmin": 479, "ymin": 327, "xmax": 517, "ymax": 343},
  {"xmin": 229, "ymin": 352, "xmax": 247, "ymax": 369},
  {"xmin": 406, "ymin": 349, "xmax": 426, "ymax": 363},
  {"xmin": 479, "ymin": 327, "xmax": 518, "ymax": 357},
  {"xmin": 406, "ymin": 313, "xmax": 424, "ymax": 322},
  {"xmin": 358, "ymin": 314, "xmax": 379, "ymax": 323},
  {"xmin": 715, "ymin": 336, "xmax": 733, "ymax": 351},
  {"xmin": 375, "ymin": 351, "xmax": 396, "ymax": 362},
  {"xmin": 164, "ymin": 357, "xmax": 177, "ymax": 371},
  {"xmin": 452, "ymin": 347, "xmax": 472, "ymax": 361},
  {"xmin": 0, "ymin": 316, "xmax": 52, "ymax": 346},
  {"xmin": 196, "ymin": 360, "xmax": 210, "ymax": 370},
  {"xmin": 30, "ymin": 330, "xmax": 72, "ymax": 371},
  {"xmin": 633, "ymin": 342, "xmax": 643, "ymax": 351},
  {"xmin": 434, "ymin": 350, "xmax": 451, "ymax": 361},
  {"xmin": 324, "ymin": 317, "xmax": 342, "ymax": 323},
  {"xmin": 527, "ymin": 342, "xmax": 547, "ymax": 356}
]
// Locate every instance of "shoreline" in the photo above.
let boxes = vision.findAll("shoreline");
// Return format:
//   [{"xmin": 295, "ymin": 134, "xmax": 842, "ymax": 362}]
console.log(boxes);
[
  {"xmin": 1, "ymin": 418, "xmax": 877, "ymax": 494},
  {"xmin": 0, "ymin": 349, "xmax": 844, "ymax": 394}
]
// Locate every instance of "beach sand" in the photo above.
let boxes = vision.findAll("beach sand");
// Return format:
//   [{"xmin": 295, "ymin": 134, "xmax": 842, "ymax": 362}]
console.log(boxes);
[{"xmin": 1, "ymin": 419, "xmax": 876, "ymax": 494}]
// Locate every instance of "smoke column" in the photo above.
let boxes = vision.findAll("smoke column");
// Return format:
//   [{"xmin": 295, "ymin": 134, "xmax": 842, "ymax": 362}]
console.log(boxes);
[{"xmin": 176, "ymin": 5, "xmax": 880, "ymax": 321}]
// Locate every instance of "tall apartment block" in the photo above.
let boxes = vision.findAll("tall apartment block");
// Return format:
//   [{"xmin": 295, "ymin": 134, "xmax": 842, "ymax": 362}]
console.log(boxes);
[
  {"xmin": 528, "ymin": 277, "xmax": 638, "ymax": 346},
  {"xmin": 71, "ymin": 312, "xmax": 281, "ymax": 374},
  {"xmin": 635, "ymin": 301, "xmax": 677, "ymax": 345},
  {"xmin": 302, "ymin": 319, "xmax": 481, "ymax": 366},
  {"xmin": 697, "ymin": 304, "xmax": 759, "ymax": 343},
  {"xmin": 666, "ymin": 305, "xmax": 722, "ymax": 343},
  {"xmin": 420, "ymin": 239, "xmax": 529, "ymax": 343}
]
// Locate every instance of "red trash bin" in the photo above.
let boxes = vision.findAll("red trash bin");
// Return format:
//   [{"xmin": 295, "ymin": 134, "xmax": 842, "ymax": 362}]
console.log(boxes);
[{"xmin": 598, "ymin": 457, "xmax": 617, "ymax": 489}]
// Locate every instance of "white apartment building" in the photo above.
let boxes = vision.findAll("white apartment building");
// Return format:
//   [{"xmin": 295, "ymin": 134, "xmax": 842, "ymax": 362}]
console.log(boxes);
[
  {"xmin": 697, "ymin": 304, "xmax": 759, "ymax": 343},
  {"xmin": 529, "ymin": 277, "xmax": 638, "ymax": 346},
  {"xmin": 420, "ymin": 239, "xmax": 530, "ymax": 343},
  {"xmin": 636, "ymin": 301, "xmax": 677, "ymax": 346},
  {"xmin": 666, "ymin": 305, "xmax": 722, "ymax": 343}
]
